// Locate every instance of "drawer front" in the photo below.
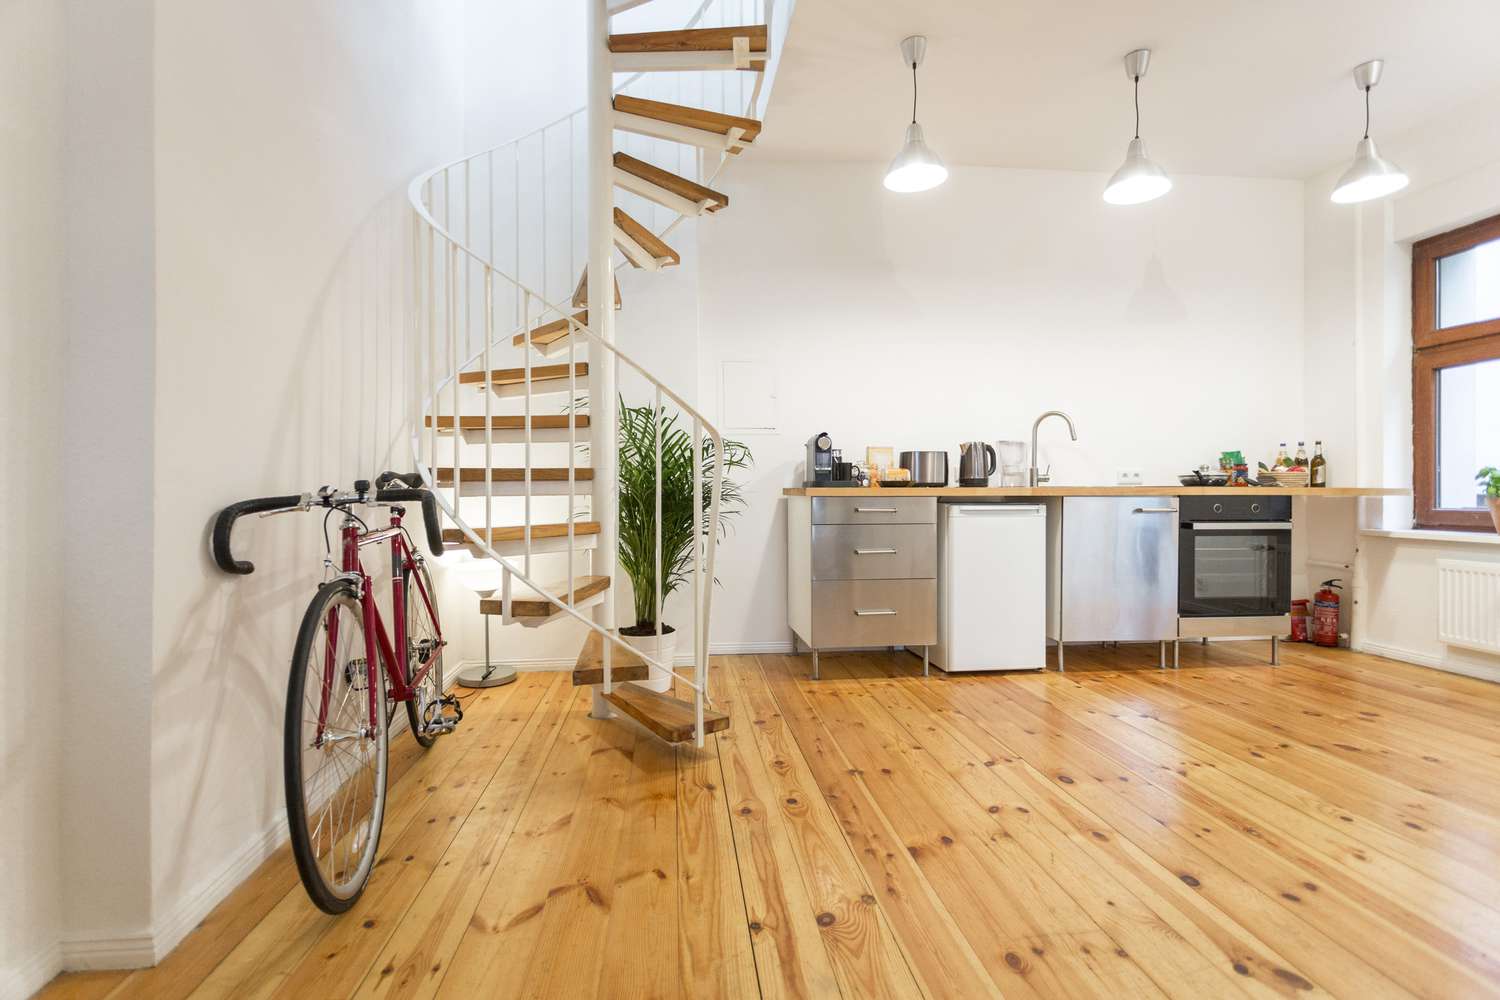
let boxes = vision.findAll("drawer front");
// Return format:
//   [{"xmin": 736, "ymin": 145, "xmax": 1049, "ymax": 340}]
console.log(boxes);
[
  {"xmin": 812, "ymin": 496, "xmax": 937, "ymax": 525},
  {"xmin": 812, "ymin": 523, "xmax": 936, "ymax": 580},
  {"xmin": 812, "ymin": 579, "xmax": 937, "ymax": 647}
]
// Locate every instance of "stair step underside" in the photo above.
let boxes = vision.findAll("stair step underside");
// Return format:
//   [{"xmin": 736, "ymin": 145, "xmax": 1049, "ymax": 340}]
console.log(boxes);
[
  {"xmin": 572, "ymin": 630, "xmax": 651, "ymax": 686},
  {"xmin": 605, "ymin": 683, "xmax": 730, "ymax": 744},
  {"xmin": 614, "ymin": 207, "xmax": 679, "ymax": 270},
  {"xmin": 458, "ymin": 361, "xmax": 589, "ymax": 393},
  {"xmin": 479, "ymin": 575, "xmax": 610, "ymax": 619},
  {"xmin": 433, "ymin": 467, "xmax": 594, "ymax": 484},
  {"xmin": 613, "ymin": 95, "xmax": 761, "ymax": 154},
  {"xmin": 609, "ymin": 25, "xmax": 768, "ymax": 72},
  {"xmin": 613, "ymin": 152, "xmax": 728, "ymax": 215},
  {"xmin": 513, "ymin": 311, "xmax": 586, "ymax": 349},
  {"xmin": 573, "ymin": 267, "xmax": 622, "ymax": 310}
]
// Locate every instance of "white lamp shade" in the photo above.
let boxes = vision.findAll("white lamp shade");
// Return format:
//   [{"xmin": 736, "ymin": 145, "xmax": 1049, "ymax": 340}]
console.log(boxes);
[
  {"xmin": 1330, "ymin": 137, "xmax": 1409, "ymax": 204},
  {"xmin": 1103, "ymin": 137, "xmax": 1172, "ymax": 205},
  {"xmin": 883, "ymin": 123, "xmax": 948, "ymax": 193}
]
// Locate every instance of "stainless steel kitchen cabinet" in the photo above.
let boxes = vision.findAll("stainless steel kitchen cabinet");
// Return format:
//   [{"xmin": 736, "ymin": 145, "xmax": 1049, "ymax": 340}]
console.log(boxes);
[
  {"xmin": 1045, "ymin": 496, "xmax": 1178, "ymax": 670},
  {"xmin": 787, "ymin": 495, "xmax": 937, "ymax": 679}
]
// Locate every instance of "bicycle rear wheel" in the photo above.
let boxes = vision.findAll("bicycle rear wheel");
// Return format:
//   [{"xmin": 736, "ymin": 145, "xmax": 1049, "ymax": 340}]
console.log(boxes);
[
  {"xmin": 404, "ymin": 559, "xmax": 444, "ymax": 748},
  {"xmin": 284, "ymin": 580, "xmax": 388, "ymax": 913}
]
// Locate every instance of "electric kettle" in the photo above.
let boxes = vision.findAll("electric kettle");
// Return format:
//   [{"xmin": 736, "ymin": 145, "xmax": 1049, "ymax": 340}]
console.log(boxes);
[{"xmin": 958, "ymin": 441, "xmax": 997, "ymax": 487}]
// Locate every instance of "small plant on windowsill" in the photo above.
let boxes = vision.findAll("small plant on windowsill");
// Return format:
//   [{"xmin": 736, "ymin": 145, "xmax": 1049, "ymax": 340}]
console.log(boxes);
[
  {"xmin": 1479, "ymin": 467, "xmax": 1500, "ymax": 534},
  {"xmin": 615, "ymin": 398, "xmax": 751, "ymax": 690}
]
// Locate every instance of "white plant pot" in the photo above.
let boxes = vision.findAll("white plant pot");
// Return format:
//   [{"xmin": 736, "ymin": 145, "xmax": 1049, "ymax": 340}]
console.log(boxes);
[{"xmin": 620, "ymin": 626, "xmax": 677, "ymax": 694}]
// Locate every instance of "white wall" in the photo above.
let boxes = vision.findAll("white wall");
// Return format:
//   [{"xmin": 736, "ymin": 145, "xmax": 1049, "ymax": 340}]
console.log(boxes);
[
  {"xmin": 1301, "ymin": 84, "xmax": 1500, "ymax": 679},
  {"xmin": 0, "ymin": 2, "xmax": 66, "ymax": 996},
  {"xmin": 695, "ymin": 160, "xmax": 1306, "ymax": 648},
  {"xmin": 143, "ymin": 0, "xmax": 467, "ymax": 962}
]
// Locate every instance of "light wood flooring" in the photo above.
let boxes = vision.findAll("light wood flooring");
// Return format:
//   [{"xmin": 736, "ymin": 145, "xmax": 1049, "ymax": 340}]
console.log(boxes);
[{"xmin": 37, "ymin": 643, "xmax": 1500, "ymax": 999}]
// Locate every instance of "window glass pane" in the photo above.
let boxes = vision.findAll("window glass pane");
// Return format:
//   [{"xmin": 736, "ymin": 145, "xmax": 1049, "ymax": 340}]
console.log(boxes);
[
  {"xmin": 1438, "ymin": 236, "xmax": 1500, "ymax": 328},
  {"xmin": 1437, "ymin": 357, "xmax": 1500, "ymax": 508}
]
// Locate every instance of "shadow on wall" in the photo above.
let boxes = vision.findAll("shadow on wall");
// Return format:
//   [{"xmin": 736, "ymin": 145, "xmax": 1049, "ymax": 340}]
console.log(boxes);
[{"xmin": 148, "ymin": 187, "xmax": 444, "ymax": 929}]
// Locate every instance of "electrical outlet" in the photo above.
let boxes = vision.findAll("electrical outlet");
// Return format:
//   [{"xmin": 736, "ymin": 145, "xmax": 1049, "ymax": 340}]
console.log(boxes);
[{"xmin": 1116, "ymin": 469, "xmax": 1144, "ymax": 486}]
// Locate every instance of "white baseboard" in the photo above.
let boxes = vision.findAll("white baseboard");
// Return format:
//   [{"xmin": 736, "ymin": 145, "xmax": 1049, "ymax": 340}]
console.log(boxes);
[
  {"xmin": 2, "ymin": 942, "xmax": 62, "ymax": 1000},
  {"xmin": 1358, "ymin": 640, "xmax": 1500, "ymax": 683},
  {"xmin": 58, "ymin": 930, "xmax": 155, "ymax": 972},
  {"xmin": 709, "ymin": 641, "xmax": 795, "ymax": 655}
]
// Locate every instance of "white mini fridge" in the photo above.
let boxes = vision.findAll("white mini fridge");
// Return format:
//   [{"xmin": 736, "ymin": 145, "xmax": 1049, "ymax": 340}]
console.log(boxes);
[{"xmin": 930, "ymin": 503, "xmax": 1047, "ymax": 672}]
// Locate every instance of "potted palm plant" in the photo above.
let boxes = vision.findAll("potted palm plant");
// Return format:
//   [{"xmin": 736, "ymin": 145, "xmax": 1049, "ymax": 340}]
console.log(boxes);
[
  {"xmin": 615, "ymin": 399, "xmax": 751, "ymax": 690},
  {"xmin": 1479, "ymin": 467, "xmax": 1500, "ymax": 534}
]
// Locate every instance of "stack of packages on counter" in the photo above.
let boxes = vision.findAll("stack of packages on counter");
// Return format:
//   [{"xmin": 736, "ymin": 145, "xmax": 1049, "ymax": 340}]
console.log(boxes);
[{"xmin": 1219, "ymin": 451, "xmax": 1251, "ymax": 486}]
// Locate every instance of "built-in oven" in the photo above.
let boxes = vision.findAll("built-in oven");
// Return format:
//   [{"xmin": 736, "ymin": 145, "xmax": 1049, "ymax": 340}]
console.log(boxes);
[{"xmin": 1178, "ymin": 495, "xmax": 1292, "ymax": 639}]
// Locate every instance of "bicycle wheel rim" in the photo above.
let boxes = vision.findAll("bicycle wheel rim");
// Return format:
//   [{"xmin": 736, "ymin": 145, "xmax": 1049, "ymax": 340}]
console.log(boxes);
[
  {"xmin": 406, "ymin": 562, "xmax": 443, "ymax": 739},
  {"xmin": 290, "ymin": 590, "xmax": 387, "ymax": 903}
]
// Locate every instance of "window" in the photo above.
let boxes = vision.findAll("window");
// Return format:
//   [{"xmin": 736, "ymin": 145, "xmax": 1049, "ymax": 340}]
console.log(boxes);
[{"xmin": 1412, "ymin": 213, "xmax": 1500, "ymax": 530}]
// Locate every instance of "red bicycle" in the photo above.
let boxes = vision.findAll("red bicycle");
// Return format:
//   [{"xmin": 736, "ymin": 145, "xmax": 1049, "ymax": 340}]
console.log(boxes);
[{"xmin": 212, "ymin": 471, "xmax": 460, "ymax": 912}]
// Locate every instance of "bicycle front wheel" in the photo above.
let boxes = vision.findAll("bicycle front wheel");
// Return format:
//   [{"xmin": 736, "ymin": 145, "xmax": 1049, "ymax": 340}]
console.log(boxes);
[
  {"xmin": 284, "ymin": 580, "xmax": 388, "ymax": 913},
  {"xmin": 404, "ymin": 559, "xmax": 444, "ymax": 748}
]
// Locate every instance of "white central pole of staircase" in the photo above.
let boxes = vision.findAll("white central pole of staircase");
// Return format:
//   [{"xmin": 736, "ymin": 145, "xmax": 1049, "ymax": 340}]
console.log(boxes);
[{"xmin": 587, "ymin": 0, "xmax": 618, "ymax": 721}]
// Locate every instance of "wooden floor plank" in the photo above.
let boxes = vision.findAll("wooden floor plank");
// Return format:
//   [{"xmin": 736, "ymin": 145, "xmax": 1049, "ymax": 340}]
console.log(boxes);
[{"xmin": 38, "ymin": 645, "xmax": 1500, "ymax": 1000}]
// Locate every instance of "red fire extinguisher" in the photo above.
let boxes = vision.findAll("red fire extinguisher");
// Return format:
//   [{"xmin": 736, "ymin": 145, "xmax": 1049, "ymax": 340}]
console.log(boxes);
[{"xmin": 1313, "ymin": 579, "xmax": 1343, "ymax": 647}]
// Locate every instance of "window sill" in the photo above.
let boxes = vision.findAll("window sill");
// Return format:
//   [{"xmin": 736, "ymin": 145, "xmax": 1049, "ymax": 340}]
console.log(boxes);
[{"xmin": 1360, "ymin": 528, "xmax": 1500, "ymax": 546}]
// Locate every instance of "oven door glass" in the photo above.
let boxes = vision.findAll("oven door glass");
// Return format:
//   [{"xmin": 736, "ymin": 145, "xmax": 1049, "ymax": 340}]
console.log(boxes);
[{"xmin": 1179, "ymin": 527, "xmax": 1291, "ymax": 617}]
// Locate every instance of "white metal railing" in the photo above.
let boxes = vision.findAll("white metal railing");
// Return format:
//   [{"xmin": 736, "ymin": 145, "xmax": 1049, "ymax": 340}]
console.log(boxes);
[{"xmin": 407, "ymin": 0, "xmax": 788, "ymax": 745}]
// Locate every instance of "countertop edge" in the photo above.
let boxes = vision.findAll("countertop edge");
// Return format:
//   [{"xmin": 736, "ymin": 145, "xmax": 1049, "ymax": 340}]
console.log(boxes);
[{"xmin": 781, "ymin": 486, "xmax": 1409, "ymax": 498}]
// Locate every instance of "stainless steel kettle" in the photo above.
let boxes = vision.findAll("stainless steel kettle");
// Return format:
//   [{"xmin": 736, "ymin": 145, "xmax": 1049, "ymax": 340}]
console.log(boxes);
[{"xmin": 958, "ymin": 441, "xmax": 997, "ymax": 487}]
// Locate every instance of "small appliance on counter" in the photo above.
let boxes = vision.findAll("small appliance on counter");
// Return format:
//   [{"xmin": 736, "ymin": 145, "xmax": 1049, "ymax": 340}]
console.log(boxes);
[
  {"xmin": 899, "ymin": 450, "xmax": 949, "ymax": 487},
  {"xmin": 804, "ymin": 432, "xmax": 859, "ymax": 487},
  {"xmin": 957, "ymin": 441, "xmax": 997, "ymax": 487}
]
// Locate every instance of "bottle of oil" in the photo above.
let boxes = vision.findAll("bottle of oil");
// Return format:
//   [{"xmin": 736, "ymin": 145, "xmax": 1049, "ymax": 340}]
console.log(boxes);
[
  {"xmin": 1294, "ymin": 441, "xmax": 1308, "ymax": 467},
  {"xmin": 1310, "ymin": 441, "xmax": 1327, "ymax": 487}
]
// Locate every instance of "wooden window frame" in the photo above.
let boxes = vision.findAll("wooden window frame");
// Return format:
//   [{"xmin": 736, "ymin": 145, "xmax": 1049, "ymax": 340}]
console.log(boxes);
[{"xmin": 1411, "ymin": 212, "xmax": 1500, "ymax": 531}]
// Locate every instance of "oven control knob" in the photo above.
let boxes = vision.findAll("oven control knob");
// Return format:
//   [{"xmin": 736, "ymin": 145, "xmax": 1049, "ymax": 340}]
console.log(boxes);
[
  {"xmin": 1212, "ymin": 502, "xmax": 1224, "ymax": 514},
  {"xmin": 1251, "ymin": 502, "xmax": 1262, "ymax": 514}
]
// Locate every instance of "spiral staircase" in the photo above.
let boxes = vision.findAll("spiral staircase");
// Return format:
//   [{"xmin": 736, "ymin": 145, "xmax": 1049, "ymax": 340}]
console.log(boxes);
[{"xmin": 407, "ymin": 0, "xmax": 789, "ymax": 746}]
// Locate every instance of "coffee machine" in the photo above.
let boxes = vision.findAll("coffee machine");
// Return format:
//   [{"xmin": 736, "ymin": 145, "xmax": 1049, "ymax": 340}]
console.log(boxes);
[{"xmin": 805, "ymin": 432, "xmax": 858, "ymax": 487}]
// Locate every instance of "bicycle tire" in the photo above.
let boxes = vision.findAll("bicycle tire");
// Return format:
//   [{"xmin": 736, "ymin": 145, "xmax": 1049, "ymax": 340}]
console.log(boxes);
[
  {"xmin": 284, "ymin": 579, "xmax": 389, "ymax": 914},
  {"xmin": 404, "ymin": 560, "xmax": 444, "ymax": 748}
]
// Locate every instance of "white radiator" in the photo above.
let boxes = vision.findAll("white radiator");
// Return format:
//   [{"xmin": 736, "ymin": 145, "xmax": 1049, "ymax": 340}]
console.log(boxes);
[{"xmin": 1437, "ymin": 559, "xmax": 1500, "ymax": 655}]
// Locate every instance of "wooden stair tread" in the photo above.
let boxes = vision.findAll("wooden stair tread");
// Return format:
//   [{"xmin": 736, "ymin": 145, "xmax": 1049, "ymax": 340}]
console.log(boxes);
[
  {"xmin": 613, "ymin": 94, "xmax": 762, "ymax": 144},
  {"xmin": 425, "ymin": 414, "xmax": 590, "ymax": 430},
  {"xmin": 572, "ymin": 631, "xmax": 651, "ymax": 686},
  {"xmin": 614, "ymin": 152, "xmax": 728, "ymax": 212},
  {"xmin": 513, "ymin": 311, "xmax": 586, "ymax": 348},
  {"xmin": 608, "ymin": 25, "xmax": 768, "ymax": 54},
  {"xmin": 604, "ymin": 683, "xmax": 729, "ymax": 743},
  {"xmin": 614, "ymin": 207, "xmax": 680, "ymax": 267},
  {"xmin": 442, "ymin": 521, "xmax": 601, "ymax": 545},
  {"xmin": 458, "ymin": 361, "xmax": 588, "ymax": 387},
  {"xmin": 479, "ymin": 575, "xmax": 610, "ymax": 619},
  {"xmin": 432, "ymin": 467, "xmax": 594, "ymax": 484}
]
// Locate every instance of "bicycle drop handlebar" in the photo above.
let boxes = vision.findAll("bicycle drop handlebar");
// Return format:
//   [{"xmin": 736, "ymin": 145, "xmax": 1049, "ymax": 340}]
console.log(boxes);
[{"xmin": 211, "ymin": 473, "xmax": 445, "ymax": 575}]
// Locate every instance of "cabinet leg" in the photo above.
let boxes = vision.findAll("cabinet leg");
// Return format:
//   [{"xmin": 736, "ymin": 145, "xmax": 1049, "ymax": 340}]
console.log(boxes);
[
  {"xmin": 1057, "ymin": 642, "xmax": 1066, "ymax": 673},
  {"xmin": 1271, "ymin": 635, "xmax": 1279, "ymax": 666},
  {"xmin": 923, "ymin": 645, "xmax": 930, "ymax": 677},
  {"xmin": 812, "ymin": 649, "xmax": 820, "ymax": 681},
  {"xmin": 1159, "ymin": 641, "xmax": 1167, "ymax": 670},
  {"xmin": 1173, "ymin": 640, "xmax": 1180, "ymax": 670}
]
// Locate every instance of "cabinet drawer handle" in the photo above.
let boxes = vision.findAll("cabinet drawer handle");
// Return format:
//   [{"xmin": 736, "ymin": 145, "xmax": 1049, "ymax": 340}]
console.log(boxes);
[
  {"xmin": 854, "ymin": 507, "xmax": 898, "ymax": 513},
  {"xmin": 1133, "ymin": 506, "xmax": 1178, "ymax": 514},
  {"xmin": 853, "ymin": 608, "xmax": 898, "ymax": 616},
  {"xmin": 854, "ymin": 548, "xmax": 898, "ymax": 555}
]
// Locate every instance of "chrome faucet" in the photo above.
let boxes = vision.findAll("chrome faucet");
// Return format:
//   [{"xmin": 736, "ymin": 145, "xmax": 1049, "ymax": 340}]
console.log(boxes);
[{"xmin": 1029, "ymin": 410, "xmax": 1078, "ymax": 486}]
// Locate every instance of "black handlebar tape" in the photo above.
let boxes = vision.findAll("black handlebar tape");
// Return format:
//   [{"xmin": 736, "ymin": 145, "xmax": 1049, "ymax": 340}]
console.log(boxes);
[
  {"xmin": 211, "ymin": 495, "xmax": 303, "ymax": 575},
  {"xmin": 376, "ymin": 487, "xmax": 445, "ymax": 556},
  {"xmin": 375, "ymin": 470, "xmax": 425, "ymax": 490}
]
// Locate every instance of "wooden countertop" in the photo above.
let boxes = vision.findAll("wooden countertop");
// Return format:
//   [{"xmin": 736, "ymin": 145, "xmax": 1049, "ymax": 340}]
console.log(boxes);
[{"xmin": 782, "ymin": 485, "xmax": 1408, "ymax": 498}]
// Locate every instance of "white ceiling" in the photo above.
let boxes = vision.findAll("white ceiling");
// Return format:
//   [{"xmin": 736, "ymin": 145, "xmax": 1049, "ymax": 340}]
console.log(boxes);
[{"xmin": 758, "ymin": 0, "xmax": 1500, "ymax": 178}]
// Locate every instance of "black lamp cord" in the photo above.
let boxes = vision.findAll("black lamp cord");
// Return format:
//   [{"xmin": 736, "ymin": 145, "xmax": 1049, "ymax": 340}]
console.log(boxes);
[
  {"xmin": 1133, "ymin": 75, "xmax": 1141, "ymax": 140},
  {"xmin": 911, "ymin": 62, "xmax": 919, "ymax": 124},
  {"xmin": 1363, "ymin": 86, "xmax": 1371, "ymax": 140}
]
